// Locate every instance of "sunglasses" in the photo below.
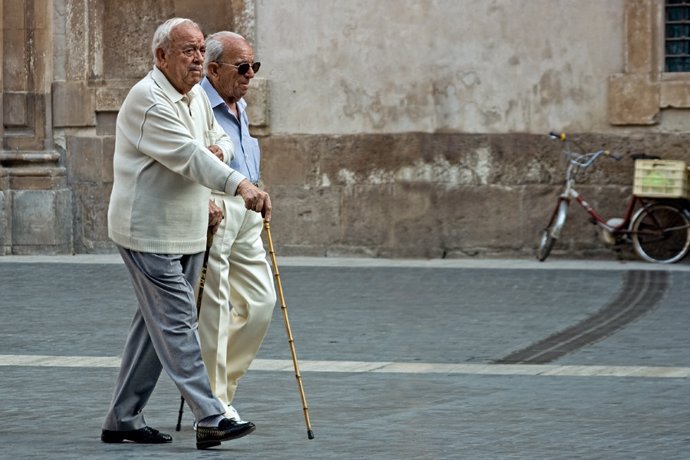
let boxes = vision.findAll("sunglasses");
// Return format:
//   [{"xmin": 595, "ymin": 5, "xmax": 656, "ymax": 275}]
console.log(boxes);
[{"xmin": 218, "ymin": 61, "xmax": 261, "ymax": 75}]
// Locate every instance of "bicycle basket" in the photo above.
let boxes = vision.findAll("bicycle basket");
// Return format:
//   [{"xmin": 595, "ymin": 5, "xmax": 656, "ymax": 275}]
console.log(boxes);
[{"xmin": 633, "ymin": 159, "xmax": 689, "ymax": 199}]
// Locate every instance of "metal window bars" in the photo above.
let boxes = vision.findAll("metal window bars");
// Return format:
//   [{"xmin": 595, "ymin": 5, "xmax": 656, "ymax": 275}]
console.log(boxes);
[{"xmin": 666, "ymin": 0, "xmax": 690, "ymax": 72}]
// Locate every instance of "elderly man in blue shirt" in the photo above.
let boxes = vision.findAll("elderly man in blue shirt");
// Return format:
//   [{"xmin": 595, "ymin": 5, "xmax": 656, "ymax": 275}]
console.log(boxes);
[{"xmin": 198, "ymin": 31, "xmax": 277, "ymax": 425}]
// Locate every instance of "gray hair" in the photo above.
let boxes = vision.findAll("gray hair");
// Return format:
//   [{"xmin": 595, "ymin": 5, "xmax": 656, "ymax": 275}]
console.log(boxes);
[
  {"xmin": 203, "ymin": 31, "xmax": 245, "ymax": 73},
  {"xmin": 151, "ymin": 17, "xmax": 201, "ymax": 63}
]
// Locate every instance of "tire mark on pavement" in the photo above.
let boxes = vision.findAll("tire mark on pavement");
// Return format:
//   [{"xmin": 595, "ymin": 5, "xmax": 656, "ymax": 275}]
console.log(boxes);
[{"xmin": 493, "ymin": 270, "xmax": 669, "ymax": 364}]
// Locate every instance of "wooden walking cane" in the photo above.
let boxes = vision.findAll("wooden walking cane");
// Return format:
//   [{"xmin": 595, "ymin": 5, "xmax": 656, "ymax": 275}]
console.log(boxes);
[
  {"xmin": 175, "ymin": 227, "xmax": 215, "ymax": 431},
  {"xmin": 263, "ymin": 220, "xmax": 315, "ymax": 439}
]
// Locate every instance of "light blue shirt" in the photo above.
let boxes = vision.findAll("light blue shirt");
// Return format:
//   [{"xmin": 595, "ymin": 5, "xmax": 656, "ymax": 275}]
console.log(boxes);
[{"xmin": 201, "ymin": 77, "xmax": 261, "ymax": 184}]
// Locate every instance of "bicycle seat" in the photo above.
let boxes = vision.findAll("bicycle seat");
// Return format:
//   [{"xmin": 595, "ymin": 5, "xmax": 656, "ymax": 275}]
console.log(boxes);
[{"xmin": 630, "ymin": 153, "xmax": 661, "ymax": 160}]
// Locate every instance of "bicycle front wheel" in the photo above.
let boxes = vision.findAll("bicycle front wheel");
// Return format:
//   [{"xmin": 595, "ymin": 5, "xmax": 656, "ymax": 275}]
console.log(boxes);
[{"xmin": 631, "ymin": 203, "xmax": 690, "ymax": 264}]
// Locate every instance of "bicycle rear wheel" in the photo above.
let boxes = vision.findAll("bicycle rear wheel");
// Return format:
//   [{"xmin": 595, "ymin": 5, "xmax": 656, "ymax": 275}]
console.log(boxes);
[
  {"xmin": 536, "ymin": 200, "xmax": 568, "ymax": 261},
  {"xmin": 631, "ymin": 203, "xmax": 690, "ymax": 264}
]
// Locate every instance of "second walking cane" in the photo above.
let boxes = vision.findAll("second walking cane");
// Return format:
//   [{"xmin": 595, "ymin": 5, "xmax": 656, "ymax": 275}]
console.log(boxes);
[
  {"xmin": 175, "ymin": 227, "xmax": 214, "ymax": 431},
  {"xmin": 263, "ymin": 220, "xmax": 315, "ymax": 440}
]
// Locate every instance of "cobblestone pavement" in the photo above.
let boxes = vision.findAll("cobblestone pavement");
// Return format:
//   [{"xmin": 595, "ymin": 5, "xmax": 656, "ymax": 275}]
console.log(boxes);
[{"xmin": 0, "ymin": 255, "xmax": 689, "ymax": 459}]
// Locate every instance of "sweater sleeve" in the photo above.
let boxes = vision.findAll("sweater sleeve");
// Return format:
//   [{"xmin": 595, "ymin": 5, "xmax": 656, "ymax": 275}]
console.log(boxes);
[{"xmin": 122, "ymin": 95, "xmax": 245, "ymax": 195}]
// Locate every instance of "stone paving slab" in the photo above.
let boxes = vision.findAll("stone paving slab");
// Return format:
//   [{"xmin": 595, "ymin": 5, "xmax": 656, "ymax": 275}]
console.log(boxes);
[{"xmin": 0, "ymin": 257, "xmax": 689, "ymax": 459}]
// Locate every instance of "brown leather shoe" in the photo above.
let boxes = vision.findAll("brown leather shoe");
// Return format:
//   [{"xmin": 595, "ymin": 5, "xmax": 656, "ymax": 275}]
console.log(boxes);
[
  {"xmin": 101, "ymin": 426, "xmax": 173, "ymax": 444},
  {"xmin": 196, "ymin": 418, "xmax": 256, "ymax": 450}
]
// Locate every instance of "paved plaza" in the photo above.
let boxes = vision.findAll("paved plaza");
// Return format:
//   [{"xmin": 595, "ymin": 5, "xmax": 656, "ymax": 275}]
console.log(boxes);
[{"xmin": 1, "ymin": 255, "xmax": 689, "ymax": 459}]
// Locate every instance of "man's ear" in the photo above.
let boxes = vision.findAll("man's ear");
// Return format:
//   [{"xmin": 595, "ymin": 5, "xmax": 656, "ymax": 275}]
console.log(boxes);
[
  {"xmin": 206, "ymin": 62, "xmax": 219, "ymax": 79},
  {"xmin": 155, "ymin": 47, "xmax": 167, "ymax": 67}
]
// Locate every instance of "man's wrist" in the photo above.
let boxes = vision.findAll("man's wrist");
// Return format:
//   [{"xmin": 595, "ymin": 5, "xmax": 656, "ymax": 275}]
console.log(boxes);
[{"xmin": 234, "ymin": 179, "xmax": 248, "ymax": 196}]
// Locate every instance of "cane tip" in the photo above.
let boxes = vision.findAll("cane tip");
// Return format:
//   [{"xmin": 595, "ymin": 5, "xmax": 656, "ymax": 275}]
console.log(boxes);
[{"xmin": 307, "ymin": 430, "xmax": 315, "ymax": 440}]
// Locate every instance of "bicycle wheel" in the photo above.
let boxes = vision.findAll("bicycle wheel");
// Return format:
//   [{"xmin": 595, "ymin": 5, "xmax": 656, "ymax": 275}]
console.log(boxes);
[
  {"xmin": 631, "ymin": 203, "xmax": 690, "ymax": 264},
  {"xmin": 536, "ymin": 200, "xmax": 569, "ymax": 261}
]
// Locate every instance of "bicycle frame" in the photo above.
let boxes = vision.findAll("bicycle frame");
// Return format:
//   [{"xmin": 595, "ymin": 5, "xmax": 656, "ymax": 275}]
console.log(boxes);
[
  {"xmin": 550, "ymin": 190, "xmax": 657, "ymax": 238},
  {"xmin": 545, "ymin": 145, "xmax": 653, "ymax": 240}
]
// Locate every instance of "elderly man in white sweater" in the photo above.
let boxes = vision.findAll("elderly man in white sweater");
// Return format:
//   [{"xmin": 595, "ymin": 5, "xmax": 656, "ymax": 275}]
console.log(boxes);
[{"xmin": 101, "ymin": 18, "xmax": 268, "ymax": 450}]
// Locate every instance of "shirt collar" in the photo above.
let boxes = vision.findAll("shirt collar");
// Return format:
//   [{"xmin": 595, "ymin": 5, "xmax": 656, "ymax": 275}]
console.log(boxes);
[
  {"xmin": 201, "ymin": 77, "xmax": 223, "ymax": 108},
  {"xmin": 151, "ymin": 66, "xmax": 190, "ymax": 103}
]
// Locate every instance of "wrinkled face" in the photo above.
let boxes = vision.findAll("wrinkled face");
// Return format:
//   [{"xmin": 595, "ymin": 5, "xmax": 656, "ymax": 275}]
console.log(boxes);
[
  {"xmin": 157, "ymin": 23, "xmax": 205, "ymax": 94},
  {"xmin": 207, "ymin": 39, "xmax": 256, "ymax": 104}
]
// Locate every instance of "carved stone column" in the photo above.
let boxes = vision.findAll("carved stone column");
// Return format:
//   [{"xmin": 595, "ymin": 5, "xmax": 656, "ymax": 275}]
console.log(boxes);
[{"xmin": 1, "ymin": 0, "xmax": 72, "ymax": 254}]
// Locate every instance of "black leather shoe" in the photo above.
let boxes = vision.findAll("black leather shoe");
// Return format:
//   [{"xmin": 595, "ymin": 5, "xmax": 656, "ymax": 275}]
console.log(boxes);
[
  {"xmin": 101, "ymin": 426, "xmax": 173, "ymax": 444},
  {"xmin": 196, "ymin": 418, "xmax": 256, "ymax": 450}
]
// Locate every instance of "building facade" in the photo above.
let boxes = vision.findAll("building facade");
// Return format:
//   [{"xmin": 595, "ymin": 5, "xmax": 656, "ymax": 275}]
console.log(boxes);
[{"xmin": 1, "ymin": 0, "xmax": 689, "ymax": 259}]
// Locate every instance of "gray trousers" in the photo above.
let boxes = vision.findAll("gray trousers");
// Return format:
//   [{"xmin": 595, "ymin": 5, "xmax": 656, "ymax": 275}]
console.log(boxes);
[{"xmin": 102, "ymin": 247, "xmax": 225, "ymax": 431}]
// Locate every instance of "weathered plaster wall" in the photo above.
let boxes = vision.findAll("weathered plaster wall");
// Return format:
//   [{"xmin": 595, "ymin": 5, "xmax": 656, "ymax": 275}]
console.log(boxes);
[{"xmin": 256, "ymin": 0, "xmax": 626, "ymax": 135}]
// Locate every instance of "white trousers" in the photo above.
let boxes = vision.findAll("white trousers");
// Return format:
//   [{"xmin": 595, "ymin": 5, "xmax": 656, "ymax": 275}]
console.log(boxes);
[{"xmin": 199, "ymin": 192, "xmax": 276, "ymax": 406}]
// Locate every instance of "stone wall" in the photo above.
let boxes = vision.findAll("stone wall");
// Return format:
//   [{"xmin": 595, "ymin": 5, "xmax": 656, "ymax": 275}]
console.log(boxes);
[
  {"xmin": 262, "ymin": 131, "xmax": 690, "ymax": 259},
  {"xmin": 1, "ymin": 0, "xmax": 72, "ymax": 255}
]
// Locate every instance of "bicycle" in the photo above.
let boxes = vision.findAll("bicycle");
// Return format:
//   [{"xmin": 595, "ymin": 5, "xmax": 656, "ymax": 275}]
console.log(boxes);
[{"xmin": 536, "ymin": 132, "xmax": 690, "ymax": 264}]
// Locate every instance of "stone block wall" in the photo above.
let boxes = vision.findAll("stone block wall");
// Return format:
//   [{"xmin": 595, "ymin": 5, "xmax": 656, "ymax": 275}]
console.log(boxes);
[
  {"xmin": 0, "ymin": 168, "xmax": 10, "ymax": 255},
  {"xmin": 1, "ymin": 0, "xmax": 73, "ymax": 255},
  {"xmin": 260, "ymin": 132, "xmax": 690, "ymax": 259}
]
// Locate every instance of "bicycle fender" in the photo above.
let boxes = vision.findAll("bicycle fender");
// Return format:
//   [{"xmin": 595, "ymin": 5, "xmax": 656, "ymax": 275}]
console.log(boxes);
[{"xmin": 550, "ymin": 201, "xmax": 569, "ymax": 239}]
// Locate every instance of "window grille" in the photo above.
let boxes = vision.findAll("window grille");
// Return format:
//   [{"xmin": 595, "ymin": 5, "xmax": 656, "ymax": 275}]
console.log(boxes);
[{"xmin": 666, "ymin": 0, "xmax": 690, "ymax": 72}]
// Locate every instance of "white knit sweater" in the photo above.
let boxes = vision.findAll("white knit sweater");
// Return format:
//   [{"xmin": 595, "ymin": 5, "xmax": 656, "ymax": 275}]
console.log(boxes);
[{"xmin": 108, "ymin": 66, "xmax": 246, "ymax": 254}]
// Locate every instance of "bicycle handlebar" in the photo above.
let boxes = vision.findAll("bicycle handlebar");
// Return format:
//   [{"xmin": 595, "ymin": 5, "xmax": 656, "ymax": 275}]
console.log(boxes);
[
  {"xmin": 549, "ymin": 131, "xmax": 622, "ymax": 165},
  {"xmin": 549, "ymin": 131, "xmax": 566, "ymax": 141},
  {"xmin": 574, "ymin": 150, "xmax": 607, "ymax": 168}
]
